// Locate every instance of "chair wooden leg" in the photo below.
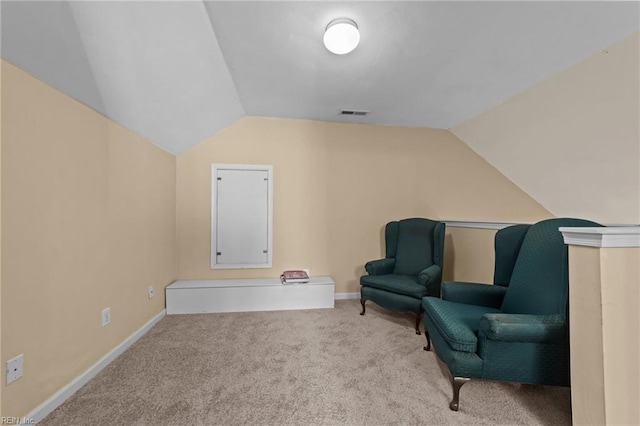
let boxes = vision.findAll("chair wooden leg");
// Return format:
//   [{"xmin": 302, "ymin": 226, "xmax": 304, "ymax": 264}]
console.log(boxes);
[
  {"xmin": 360, "ymin": 298, "xmax": 366, "ymax": 315},
  {"xmin": 423, "ymin": 329, "xmax": 431, "ymax": 351},
  {"xmin": 449, "ymin": 377, "xmax": 470, "ymax": 411},
  {"xmin": 415, "ymin": 312, "xmax": 421, "ymax": 335}
]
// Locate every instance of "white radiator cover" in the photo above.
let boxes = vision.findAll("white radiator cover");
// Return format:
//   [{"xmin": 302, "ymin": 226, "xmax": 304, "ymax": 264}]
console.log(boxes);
[{"xmin": 166, "ymin": 276, "xmax": 335, "ymax": 314}]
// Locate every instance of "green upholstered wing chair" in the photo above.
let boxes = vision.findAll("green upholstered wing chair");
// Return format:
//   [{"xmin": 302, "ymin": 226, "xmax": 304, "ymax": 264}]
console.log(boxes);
[
  {"xmin": 492, "ymin": 224, "xmax": 531, "ymax": 286},
  {"xmin": 360, "ymin": 218, "xmax": 445, "ymax": 334},
  {"xmin": 445, "ymin": 224, "xmax": 531, "ymax": 307},
  {"xmin": 421, "ymin": 218, "xmax": 601, "ymax": 411}
]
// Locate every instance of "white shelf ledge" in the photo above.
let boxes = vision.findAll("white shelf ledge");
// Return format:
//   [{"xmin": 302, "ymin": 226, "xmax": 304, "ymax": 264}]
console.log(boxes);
[
  {"xmin": 166, "ymin": 276, "xmax": 335, "ymax": 314},
  {"xmin": 443, "ymin": 220, "xmax": 528, "ymax": 230},
  {"xmin": 444, "ymin": 220, "xmax": 638, "ymax": 231},
  {"xmin": 560, "ymin": 227, "xmax": 640, "ymax": 248}
]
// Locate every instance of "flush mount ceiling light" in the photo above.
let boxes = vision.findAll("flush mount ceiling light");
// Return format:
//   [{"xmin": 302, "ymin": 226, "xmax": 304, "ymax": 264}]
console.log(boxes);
[{"xmin": 323, "ymin": 18, "xmax": 360, "ymax": 55}]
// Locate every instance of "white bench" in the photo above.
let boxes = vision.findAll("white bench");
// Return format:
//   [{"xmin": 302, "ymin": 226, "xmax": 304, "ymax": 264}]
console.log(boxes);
[{"xmin": 165, "ymin": 276, "xmax": 335, "ymax": 314}]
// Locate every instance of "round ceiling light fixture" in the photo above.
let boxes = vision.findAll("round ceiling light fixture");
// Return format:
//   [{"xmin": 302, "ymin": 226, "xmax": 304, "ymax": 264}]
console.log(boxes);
[{"xmin": 323, "ymin": 18, "xmax": 360, "ymax": 55}]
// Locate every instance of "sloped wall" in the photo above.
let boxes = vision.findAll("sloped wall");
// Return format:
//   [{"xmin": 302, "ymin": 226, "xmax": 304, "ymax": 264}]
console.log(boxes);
[{"xmin": 452, "ymin": 32, "xmax": 640, "ymax": 225}]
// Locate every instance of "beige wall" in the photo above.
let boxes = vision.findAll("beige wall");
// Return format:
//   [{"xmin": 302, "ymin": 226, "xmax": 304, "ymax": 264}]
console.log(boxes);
[
  {"xmin": 177, "ymin": 116, "xmax": 550, "ymax": 293},
  {"xmin": 600, "ymin": 247, "xmax": 640, "ymax": 425},
  {"xmin": 568, "ymin": 245, "xmax": 640, "ymax": 425},
  {"xmin": 452, "ymin": 32, "xmax": 640, "ymax": 225},
  {"xmin": 1, "ymin": 60, "xmax": 177, "ymax": 417},
  {"xmin": 443, "ymin": 227, "xmax": 498, "ymax": 284}
]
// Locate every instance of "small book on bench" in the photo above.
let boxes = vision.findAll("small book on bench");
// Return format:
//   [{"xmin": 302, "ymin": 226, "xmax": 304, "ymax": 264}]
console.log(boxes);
[{"xmin": 280, "ymin": 270, "xmax": 309, "ymax": 284}]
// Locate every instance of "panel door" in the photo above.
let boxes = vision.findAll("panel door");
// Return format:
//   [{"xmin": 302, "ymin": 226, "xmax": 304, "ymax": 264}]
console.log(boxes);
[{"xmin": 215, "ymin": 168, "xmax": 269, "ymax": 265}]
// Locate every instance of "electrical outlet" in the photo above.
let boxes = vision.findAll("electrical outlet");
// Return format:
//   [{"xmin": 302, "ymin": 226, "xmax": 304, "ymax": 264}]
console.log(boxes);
[
  {"xmin": 102, "ymin": 307, "xmax": 111, "ymax": 327},
  {"xmin": 302, "ymin": 269, "xmax": 310, "ymax": 276},
  {"xmin": 6, "ymin": 354, "xmax": 24, "ymax": 385},
  {"xmin": 148, "ymin": 285, "xmax": 155, "ymax": 299}
]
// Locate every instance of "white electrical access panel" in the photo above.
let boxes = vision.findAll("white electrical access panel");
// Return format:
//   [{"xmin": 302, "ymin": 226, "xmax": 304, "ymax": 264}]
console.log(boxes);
[{"xmin": 211, "ymin": 164, "xmax": 273, "ymax": 269}]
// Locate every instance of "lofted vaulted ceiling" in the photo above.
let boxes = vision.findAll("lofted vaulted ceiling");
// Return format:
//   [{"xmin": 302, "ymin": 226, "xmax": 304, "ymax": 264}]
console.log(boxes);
[{"xmin": 2, "ymin": 1, "xmax": 639, "ymax": 155}]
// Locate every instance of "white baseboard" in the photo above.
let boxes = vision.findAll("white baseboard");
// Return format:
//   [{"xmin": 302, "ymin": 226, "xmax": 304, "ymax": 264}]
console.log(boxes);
[
  {"xmin": 335, "ymin": 292, "xmax": 360, "ymax": 300},
  {"xmin": 26, "ymin": 310, "xmax": 166, "ymax": 424}
]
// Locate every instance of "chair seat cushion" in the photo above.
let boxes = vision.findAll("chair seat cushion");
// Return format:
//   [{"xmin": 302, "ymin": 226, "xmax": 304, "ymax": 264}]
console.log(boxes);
[
  {"xmin": 360, "ymin": 274, "xmax": 427, "ymax": 299},
  {"xmin": 422, "ymin": 297, "xmax": 501, "ymax": 353}
]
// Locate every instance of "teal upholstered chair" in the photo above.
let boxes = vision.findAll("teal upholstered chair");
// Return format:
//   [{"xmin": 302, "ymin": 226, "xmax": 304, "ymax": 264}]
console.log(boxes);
[
  {"xmin": 492, "ymin": 224, "xmax": 531, "ymax": 286},
  {"xmin": 422, "ymin": 218, "xmax": 601, "ymax": 411},
  {"xmin": 443, "ymin": 224, "xmax": 531, "ymax": 309},
  {"xmin": 360, "ymin": 218, "xmax": 445, "ymax": 334}
]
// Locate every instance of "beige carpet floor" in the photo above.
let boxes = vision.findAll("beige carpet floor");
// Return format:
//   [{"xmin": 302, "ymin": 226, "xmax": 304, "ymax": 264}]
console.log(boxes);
[{"xmin": 41, "ymin": 300, "xmax": 571, "ymax": 425}]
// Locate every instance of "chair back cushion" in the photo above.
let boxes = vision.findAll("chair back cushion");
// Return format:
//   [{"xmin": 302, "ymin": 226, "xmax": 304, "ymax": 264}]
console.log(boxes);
[
  {"xmin": 384, "ymin": 221, "xmax": 400, "ymax": 259},
  {"xmin": 501, "ymin": 218, "xmax": 601, "ymax": 315},
  {"xmin": 392, "ymin": 218, "xmax": 438, "ymax": 276},
  {"xmin": 493, "ymin": 224, "xmax": 531, "ymax": 286}
]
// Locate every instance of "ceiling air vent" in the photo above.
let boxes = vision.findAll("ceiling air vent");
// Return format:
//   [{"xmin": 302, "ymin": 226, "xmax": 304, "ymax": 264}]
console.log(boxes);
[{"xmin": 340, "ymin": 109, "xmax": 369, "ymax": 116}]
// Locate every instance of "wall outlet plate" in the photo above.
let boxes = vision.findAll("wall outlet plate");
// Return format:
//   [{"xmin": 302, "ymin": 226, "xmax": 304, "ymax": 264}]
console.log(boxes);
[
  {"xmin": 6, "ymin": 354, "xmax": 24, "ymax": 385},
  {"xmin": 148, "ymin": 285, "xmax": 155, "ymax": 299},
  {"xmin": 102, "ymin": 307, "xmax": 111, "ymax": 327},
  {"xmin": 302, "ymin": 269, "xmax": 310, "ymax": 275}
]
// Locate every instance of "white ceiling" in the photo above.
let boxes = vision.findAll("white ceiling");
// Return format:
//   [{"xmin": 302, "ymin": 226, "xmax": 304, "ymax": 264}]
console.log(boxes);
[{"xmin": 2, "ymin": 1, "xmax": 639, "ymax": 155}]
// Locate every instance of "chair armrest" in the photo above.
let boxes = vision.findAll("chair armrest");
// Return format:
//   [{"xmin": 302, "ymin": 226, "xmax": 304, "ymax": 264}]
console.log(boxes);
[
  {"xmin": 417, "ymin": 264, "xmax": 441, "ymax": 287},
  {"xmin": 418, "ymin": 264, "xmax": 442, "ymax": 297},
  {"xmin": 479, "ymin": 314, "xmax": 566, "ymax": 344},
  {"xmin": 441, "ymin": 282, "xmax": 507, "ymax": 308},
  {"xmin": 364, "ymin": 258, "xmax": 395, "ymax": 275}
]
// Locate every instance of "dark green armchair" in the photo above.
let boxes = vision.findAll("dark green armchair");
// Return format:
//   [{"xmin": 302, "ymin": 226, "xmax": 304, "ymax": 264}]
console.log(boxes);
[
  {"xmin": 422, "ymin": 218, "xmax": 601, "ymax": 411},
  {"xmin": 360, "ymin": 218, "xmax": 445, "ymax": 334},
  {"xmin": 438, "ymin": 224, "xmax": 531, "ymax": 314}
]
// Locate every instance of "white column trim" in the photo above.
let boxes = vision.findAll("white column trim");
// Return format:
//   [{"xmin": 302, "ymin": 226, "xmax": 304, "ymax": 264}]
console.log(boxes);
[{"xmin": 560, "ymin": 227, "xmax": 640, "ymax": 248}]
